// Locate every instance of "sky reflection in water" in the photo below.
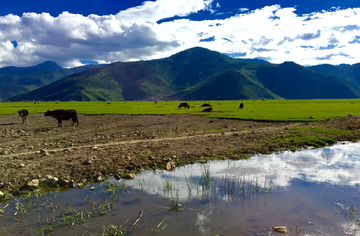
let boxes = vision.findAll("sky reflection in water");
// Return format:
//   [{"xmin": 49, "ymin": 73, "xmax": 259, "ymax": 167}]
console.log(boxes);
[
  {"xmin": 126, "ymin": 142, "xmax": 360, "ymax": 197},
  {"xmin": 119, "ymin": 142, "xmax": 360, "ymax": 235}
]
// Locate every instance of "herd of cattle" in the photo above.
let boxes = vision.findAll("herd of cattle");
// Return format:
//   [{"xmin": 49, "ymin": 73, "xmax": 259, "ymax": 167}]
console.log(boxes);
[
  {"xmin": 15, "ymin": 102, "xmax": 245, "ymax": 126},
  {"xmin": 178, "ymin": 102, "xmax": 244, "ymax": 112},
  {"xmin": 17, "ymin": 109, "xmax": 79, "ymax": 127}
]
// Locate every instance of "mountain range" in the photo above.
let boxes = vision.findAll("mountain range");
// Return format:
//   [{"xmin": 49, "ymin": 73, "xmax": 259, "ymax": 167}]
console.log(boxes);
[
  {"xmin": 0, "ymin": 62, "xmax": 103, "ymax": 101},
  {"xmin": 3, "ymin": 47, "xmax": 360, "ymax": 101}
]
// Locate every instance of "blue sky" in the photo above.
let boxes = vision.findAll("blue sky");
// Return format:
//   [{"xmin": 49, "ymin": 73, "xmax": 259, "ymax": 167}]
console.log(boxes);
[{"xmin": 0, "ymin": 0, "xmax": 360, "ymax": 68}]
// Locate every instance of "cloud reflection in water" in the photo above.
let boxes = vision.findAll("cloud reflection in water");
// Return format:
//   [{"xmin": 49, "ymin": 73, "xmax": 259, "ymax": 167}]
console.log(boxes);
[{"xmin": 124, "ymin": 142, "xmax": 360, "ymax": 198}]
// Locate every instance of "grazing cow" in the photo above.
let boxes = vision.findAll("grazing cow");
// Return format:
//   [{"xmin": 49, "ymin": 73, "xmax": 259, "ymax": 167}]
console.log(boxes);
[
  {"xmin": 178, "ymin": 102, "xmax": 190, "ymax": 109},
  {"xmin": 201, "ymin": 103, "xmax": 211, "ymax": 107},
  {"xmin": 202, "ymin": 107, "xmax": 213, "ymax": 112},
  {"xmin": 239, "ymin": 103, "xmax": 244, "ymax": 109},
  {"xmin": 44, "ymin": 109, "xmax": 79, "ymax": 127},
  {"xmin": 17, "ymin": 109, "xmax": 29, "ymax": 123},
  {"xmin": 154, "ymin": 101, "xmax": 158, "ymax": 104}
]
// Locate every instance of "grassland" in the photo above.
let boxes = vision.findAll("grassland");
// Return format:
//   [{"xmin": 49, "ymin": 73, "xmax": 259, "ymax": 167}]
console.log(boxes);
[{"xmin": 1, "ymin": 99, "xmax": 360, "ymax": 122}]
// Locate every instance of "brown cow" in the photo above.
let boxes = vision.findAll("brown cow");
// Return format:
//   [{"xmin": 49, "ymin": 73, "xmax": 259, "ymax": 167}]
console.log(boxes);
[
  {"xmin": 178, "ymin": 102, "xmax": 190, "ymax": 109},
  {"xmin": 44, "ymin": 109, "xmax": 79, "ymax": 127},
  {"xmin": 17, "ymin": 109, "xmax": 29, "ymax": 123}
]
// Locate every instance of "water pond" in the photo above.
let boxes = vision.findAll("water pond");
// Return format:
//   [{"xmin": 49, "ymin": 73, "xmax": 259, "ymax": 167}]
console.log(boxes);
[{"xmin": 1, "ymin": 142, "xmax": 360, "ymax": 235}]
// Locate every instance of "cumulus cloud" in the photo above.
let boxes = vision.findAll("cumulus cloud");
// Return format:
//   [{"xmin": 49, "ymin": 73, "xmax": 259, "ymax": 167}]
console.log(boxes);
[{"xmin": 0, "ymin": 1, "xmax": 360, "ymax": 67}]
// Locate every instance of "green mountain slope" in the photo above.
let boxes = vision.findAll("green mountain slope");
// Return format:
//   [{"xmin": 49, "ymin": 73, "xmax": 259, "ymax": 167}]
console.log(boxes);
[
  {"xmin": 0, "ymin": 61, "xmax": 62, "ymax": 77},
  {"xmin": 309, "ymin": 64, "xmax": 358, "ymax": 86},
  {"xmin": 10, "ymin": 47, "xmax": 244, "ymax": 101},
  {"xmin": 0, "ymin": 62, "xmax": 104, "ymax": 100},
  {"xmin": 309, "ymin": 63, "xmax": 360, "ymax": 88},
  {"xmin": 7, "ymin": 47, "xmax": 360, "ymax": 102},
  {"xmin": 256, "ymin": 62, "xmax": 359, "ymax": 99},
  {"xmin": 169, "ymin": 68, "xmax": 280, "ymax": 100}
]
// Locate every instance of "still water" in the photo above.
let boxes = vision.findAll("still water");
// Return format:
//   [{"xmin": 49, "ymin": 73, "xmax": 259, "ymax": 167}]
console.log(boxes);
[{"xmin": 1, "ymin": 142, "xmax": 360, "ymax": 235}]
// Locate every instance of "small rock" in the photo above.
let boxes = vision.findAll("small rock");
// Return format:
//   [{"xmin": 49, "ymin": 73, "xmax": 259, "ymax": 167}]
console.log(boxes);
[
  {"xmin": 73, "ymin": 183, "xmax": 83, "ymax": 188},
  {"xmin": 348, "ymin": 113, "xmax": 354, "ymax": 117},
  {"xmin": 21, "ymin": 179, "xmax": 40, "ymax": 190},
  {"xmin": 124, "ymin": 173, "xmax": 136, "ymax": 179},
  {"xmin": 90, "ymin": 186, "xmax": 95, "ymax": 190},
  {"xmin": 92, "ymin": 146, "xmax": 98, "ymax": 151},
  {"xmin": 30, "ymin": 179, "xmax": 40, "ymax": 186},
  {"xmin": 284, "ymin": 126, "xmax": 289, "ymax": 130},
  {"xmin": 40, "ymin": 149, "xmax": 49, "ymax": 156},
  {"xmin": 57, "ymin": 178, "xmax": 70, "ymax": 187},
  {"xmin": 19, "ymin": 163, "xmax": 25, "ymax": 168},
  {"xmin": 271, "ymin": 226, "xmax": 287, "ymax": 233},
  {"xmin": 84, "ymin": 157, "xmax": 95, "ymax": 165},
  {"xmin": 166, "ymin": 160, "xmax": 176, "ymax": 171},
  {"xmin": 0, "ymin": 191, "xmax": 4, "ymax": 196},
  {"xmin": 43, "ymin": 175, "xmax": 59, "ymax": 183}
]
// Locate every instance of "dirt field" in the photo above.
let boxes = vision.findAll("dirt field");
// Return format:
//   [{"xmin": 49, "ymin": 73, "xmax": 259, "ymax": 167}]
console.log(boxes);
[{"xmin": 1, "ymin": 113, "xmax": 360, "ymax": 196}]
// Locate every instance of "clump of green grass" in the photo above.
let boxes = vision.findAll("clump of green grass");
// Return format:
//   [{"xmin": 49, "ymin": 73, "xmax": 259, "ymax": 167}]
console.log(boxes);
[
  {"xmin": 310, "ymin": 137, "xmax": 336, "ymax": 146},
  {"xmin": 277, "ymin": 136, "xmax": 336, "ymax": 148},
  {"xmin": 101, "ymin": 219, "xmax": 129, "ymax": 236},
  {"xmin": 0, "ymin": 204, "xmax": 9, "ymax": 217},
  {"xmin": 105, "ymin": 182, "xmax": 129, "ymax": 198},
  {"xmin": 290, "ymin": 127, "xmax": 350, "ymax": 135}
]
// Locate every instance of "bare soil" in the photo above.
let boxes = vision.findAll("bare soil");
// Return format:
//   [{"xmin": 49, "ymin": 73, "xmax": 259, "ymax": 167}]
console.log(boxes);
[{"xmin": 1, "ymin": 113, "xmax": 360, "ymax": 195}]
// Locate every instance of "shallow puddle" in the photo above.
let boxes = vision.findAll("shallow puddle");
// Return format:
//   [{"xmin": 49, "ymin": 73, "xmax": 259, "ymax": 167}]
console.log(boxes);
[{"xmin": 1, "ymin": 142, "xmax": 360, "ymax": 235}]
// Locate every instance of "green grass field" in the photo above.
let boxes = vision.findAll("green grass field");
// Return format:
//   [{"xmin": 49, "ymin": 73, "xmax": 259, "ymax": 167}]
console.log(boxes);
[{"xmin": 1, "ymin": 99, "xmax": 360, "ymax": 122}]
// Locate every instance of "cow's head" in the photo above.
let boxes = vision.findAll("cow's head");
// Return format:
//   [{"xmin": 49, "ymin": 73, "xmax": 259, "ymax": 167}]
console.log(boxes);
[{"xmin": 44, "ymin": 110, "xmax": 52, "ymax": 116}]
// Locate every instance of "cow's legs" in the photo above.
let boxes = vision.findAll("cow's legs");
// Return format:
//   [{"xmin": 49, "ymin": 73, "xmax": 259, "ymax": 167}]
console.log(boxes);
[{"xmin": 71, "ymin": 118, "xmax": 79, "ymax": 126}]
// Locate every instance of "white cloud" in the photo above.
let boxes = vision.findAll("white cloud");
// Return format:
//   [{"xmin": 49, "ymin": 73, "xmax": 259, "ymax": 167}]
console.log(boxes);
[
  {"xmin": 239, "ymin": 8, "xmax": 249, "ymax": 12},
  {"xmin": 115, "ymin": 0, "xmax": 214, "ymax": 22},
  {"xmin": 0, "ymin": 1, "xmax": 360, "ymax": 68}
]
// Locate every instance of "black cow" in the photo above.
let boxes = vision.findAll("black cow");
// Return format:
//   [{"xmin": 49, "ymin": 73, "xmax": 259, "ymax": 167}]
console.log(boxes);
[
  {"xmin": 239, "ymin": 103, "xmax": 244, "ymax": 109},
  {"xmin": 178, "ymin": 102, "xmax": 190, "ymax": 109},
  {"xmin": 202, "ymin": 107, "xmax": 213, "ymax": 112},
  {"xmin": 201, "ymin": 103, "xmax": 212, "ymax": 107},
  {"xmin": 17, "ymin": 109, "xmax": 29, "ymax": 123},
  {"xmin": 44, "ymin": 109, "xmax": 79, "ymax": 127}
]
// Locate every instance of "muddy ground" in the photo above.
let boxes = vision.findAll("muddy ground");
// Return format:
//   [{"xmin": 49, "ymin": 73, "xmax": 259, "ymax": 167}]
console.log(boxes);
[{"xmin": 1, "ymin": 113, "xmax": 360, "ymax": 195}]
